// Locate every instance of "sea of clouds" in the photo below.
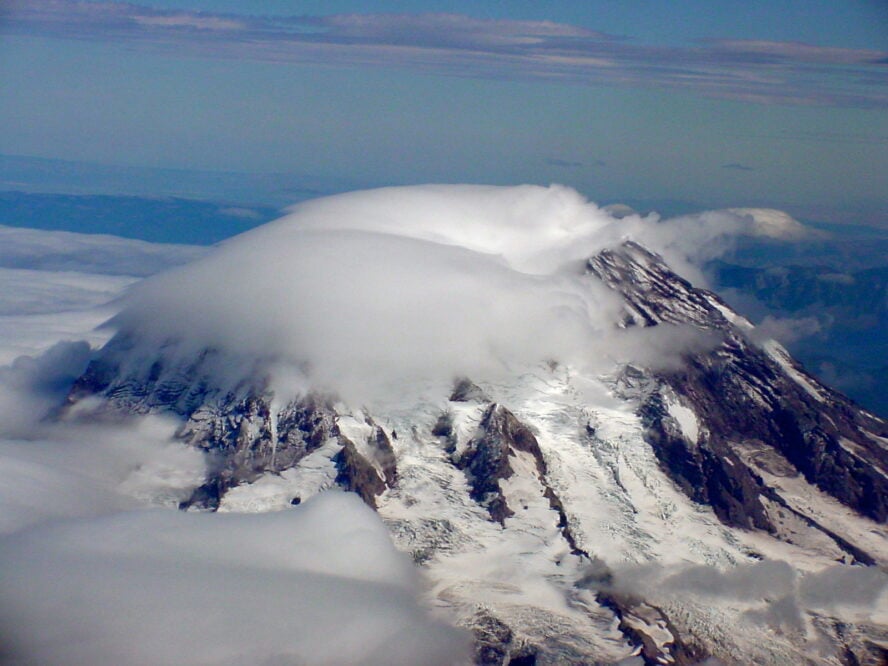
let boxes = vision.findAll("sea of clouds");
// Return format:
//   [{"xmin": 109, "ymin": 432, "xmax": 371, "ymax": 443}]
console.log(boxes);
[{"xmin": 0, "ymin": 185, "xmax": 874, "ymax": 665}]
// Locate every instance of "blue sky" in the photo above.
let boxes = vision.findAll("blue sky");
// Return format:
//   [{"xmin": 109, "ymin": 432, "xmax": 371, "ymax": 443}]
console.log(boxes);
[{"xmin": 1, "ymin": 0, "xmax": 886, "ymax": 225}]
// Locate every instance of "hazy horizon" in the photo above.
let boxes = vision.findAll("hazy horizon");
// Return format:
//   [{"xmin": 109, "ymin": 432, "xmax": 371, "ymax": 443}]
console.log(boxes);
[{"xmin": 2, "ymin": 1, "xmax": 886, "ymax": 228}]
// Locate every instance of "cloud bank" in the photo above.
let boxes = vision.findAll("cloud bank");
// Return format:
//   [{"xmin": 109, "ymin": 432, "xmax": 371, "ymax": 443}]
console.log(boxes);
[
  {"xmin": 0, "ymin": 223, "xmax": 206, "ymax": 276},
  {"xmin": 5, "ymin": 1, "xmax": 886, "ymax": 107},
  {"xmin": 0, "ymin": 341, "xmax": 466, "ymax": 665},
  {"xmin": 0, "ymin": 224, "xmax": 205, "ymax": 363},
  {"xmin": 0, "ymin": 492, "xmax": 470, "ymax": 665},
  {"xmin": 583, "ymin": 559, "xmax": 887, "ymax": 639}
]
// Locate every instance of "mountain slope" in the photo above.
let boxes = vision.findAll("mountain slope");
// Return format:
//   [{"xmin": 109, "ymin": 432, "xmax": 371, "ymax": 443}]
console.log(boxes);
[
  {"xmin": 588, "ymin": 242, "xmax": 888, "ymax": 547},
  {"xmin": 64, "ymin": 234, "xmax": 888, "ymax": 665}
]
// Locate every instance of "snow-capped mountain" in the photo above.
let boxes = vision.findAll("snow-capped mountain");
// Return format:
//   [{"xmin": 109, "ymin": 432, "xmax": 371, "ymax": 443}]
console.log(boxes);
[{"xmin": 62, "ymin": 186, "xmax": 887, "ymax": 665}]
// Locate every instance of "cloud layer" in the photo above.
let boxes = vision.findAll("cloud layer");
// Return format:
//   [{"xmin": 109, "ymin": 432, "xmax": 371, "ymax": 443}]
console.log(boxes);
[
  {"xmin": 0, "ymin": 223, "xmax": 206, "ymax": 276},
  {"xmin": 5, "ymin": 1, "xmax": 886, "ymax": 107},
  {"xmin": 602, "ymin": 559, "xmax": 888, "ymax": 636},
  {"xmin": 0, "ymin": 492, "xmax": 470, "ymax": 665},
  {"xmin": 0, "ymin": 223, "xmax": 206, "ymax": 363}
]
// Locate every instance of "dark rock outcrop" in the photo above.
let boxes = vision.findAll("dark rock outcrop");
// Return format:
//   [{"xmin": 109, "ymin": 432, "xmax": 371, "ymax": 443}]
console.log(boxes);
[
  {"xmin": 453, "ymin": 402, "xmax": 586, "ymax": 555},
  {"xmin": 334, "ymin": 418, "xmax": 398, "ymax": 508},
  {"xmin": 178, "ymin": 393, "xmax": 340, "ymax": 510},
  {"xmin": 639, "ymin": 387, "xmax": 773, "ymax": 531},
  {"xmin": 64, "ymin": 334, "xmax": 399, "ymax": 510},
  {"xmin": 453, "ymin": 403, "xmax": 546, "ymax": 524},
  {"xmin": 465, "ymin": 610, "xmax": 538, "ymax": 666},
  {"xmin": 450, "ymin": 377, "xmax": 490, "ymax": 402},
  {"xmin": 597, "ymin": 591, "xmax": 709, "ymax": 666},
  {"xmin": 335, "ymin": 438, "xmax": 387, "ymax": 508}
]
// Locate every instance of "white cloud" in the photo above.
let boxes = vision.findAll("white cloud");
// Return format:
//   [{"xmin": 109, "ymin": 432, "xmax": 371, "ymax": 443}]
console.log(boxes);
[
  {"xmin": 217, "ymin": 206, "xmax": 265, "ymax": 220},
  {"xmin": 589, "ymin": 559, "xmax": 887, "ymax": 638},
  {"xmin": 0, "ymin": 416, "xmax": 205, "ymax": 534},
  {"xmin": 599, "ymin": 209, "xmax": 748, "ymax": 285},
  {"xmin": 0, "ymin": 492, "xmax": 470, "ymax": 666},
  {"xmin": 106, "ymin": 184, "xmax": 753, "ymax": 404},
  {"xmin": 0, "ymin": 216, "xmax": 471, "ymax": 663},
  {"xmin": 708, "ymin": 39, "xmax": 884, "ymax": 65},
  {"xmin": 799, "ymin": 564, "xmax": 888, "ymax": 609},
  {"xmin": 0, "ymin": 339, "xmax": 90, "ymax": 437},
  {"xmin": 0, "ymin": 224, "xmax": 204, "ymax": 363},
  {"xmin": 6, "ymin": 2, "xmax": 886, "ymax": 107},
  {"xmin": 754, "ymin": 314, "xmax": 822, "ymax": 344},
  {"xmin": 0, "ymin": 224, "xmax": 205, "ymax": 277},
  {"xmin": 133, "ymin": 13, "xmax": 246, "ymax": 31},
  {"xmin": 0, "ymin": 355, "xmax": 466, "ymax": 664},
  {"xmin": 816, "ymin": 272, "xmax": 855, "ymax": 285},
  {"xmin": 725, "ymin": 208, "xmax": 815, "ymax": 240}
]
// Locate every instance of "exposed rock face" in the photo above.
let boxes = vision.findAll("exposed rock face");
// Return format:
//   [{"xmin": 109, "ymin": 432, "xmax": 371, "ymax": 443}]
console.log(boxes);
[
  {"xmin": 335, "ymin": 420, "xmax": 397, "ymax": 509},
  {"xmin": 335, "ymin": 438, "xmax": 387, "ymax": 508},
  {"xmin": 66, "ymin": 339, "xmax": 397, "ymax": 511},
  {"xmin": 62, "ymin": 240, "xmax": 888, "ymax": 664},
  {"xmin": 638, "ymin": 383, "xmax": 774, "ymax": 532},
  {"xmin": 370, "ymin": 421, "xmax": 399, "ymax": 487},
  {"xmin": 178, "ymin": 393, "xmax": 341, "ymax": 509},
  {"xmin": 451, "ymin": 403, "xmax": 587, "ymax": 555},
  {"xmin": 451, "ymin": 377, "xmax": 491, "ymax": 403},
  {"xmin": 453, "ymin": 404, "xmax": 523, "ymax": 524},
  {"xmin": 597, "ymin": 591, "xmax": 708, "ymax": 666}
]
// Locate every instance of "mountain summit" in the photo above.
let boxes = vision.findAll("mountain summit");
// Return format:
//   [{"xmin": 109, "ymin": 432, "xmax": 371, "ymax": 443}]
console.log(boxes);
[{"xmin": 65, "ymin": 186, "xmax": 887, "ymax": 665}]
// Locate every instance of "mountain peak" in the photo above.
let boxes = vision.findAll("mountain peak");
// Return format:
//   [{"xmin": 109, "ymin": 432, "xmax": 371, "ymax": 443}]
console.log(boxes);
[
  {"xmin": 60, "ymin": 186, "xmax": 888, "ymax": 664},
  {"xmin": 726, "ymin": 207, "xmax": 819, "ymax": 240}
]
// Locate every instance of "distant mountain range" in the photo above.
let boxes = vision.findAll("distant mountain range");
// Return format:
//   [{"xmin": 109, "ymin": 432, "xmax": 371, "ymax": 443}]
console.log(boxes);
[{"xmin": 0, "ymin": 190, "xmax": 278, "ymax": 245}]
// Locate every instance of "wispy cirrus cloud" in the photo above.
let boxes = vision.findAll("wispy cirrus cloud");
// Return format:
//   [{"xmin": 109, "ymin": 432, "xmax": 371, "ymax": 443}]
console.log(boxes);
[
  {"xmin": 546, "ymin": 157, "xmax": 585, "ymax": 168},
  {"xmin": 3, "ymin": 0, "xmax": 887, "ymax": 108},
  {"xmin": 722, "ymin": 163, "xmax": 756, "ymax": 171},
  {"xmin": 774, "ymin": 129, "xmax": 888, "ymax": 144},
  {"xmin": 704, "ymin": 38, "xmax": 888, "ymax": 65}
]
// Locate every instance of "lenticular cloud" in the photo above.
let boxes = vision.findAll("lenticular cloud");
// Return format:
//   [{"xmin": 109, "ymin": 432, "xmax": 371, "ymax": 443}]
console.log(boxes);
[
  {"xmin": 276, "ymin": 184, "xmax": 610, "ymax": 274},
  {"xmin": 105, "ymin": 184, "xmax": 779, "ymax": 402},
  {"xmin": 107, "ymin": 185, "xmax": 625, "ymax": 400}
]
